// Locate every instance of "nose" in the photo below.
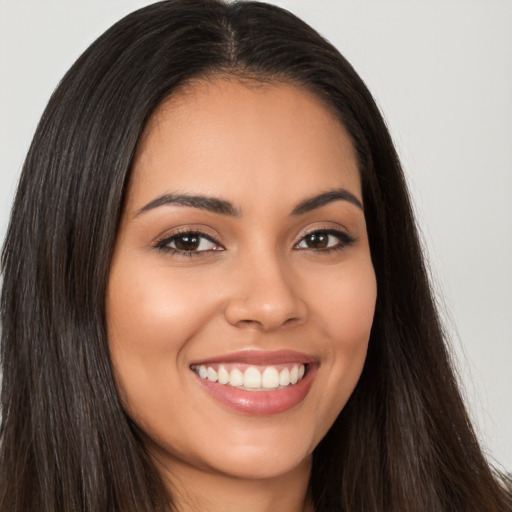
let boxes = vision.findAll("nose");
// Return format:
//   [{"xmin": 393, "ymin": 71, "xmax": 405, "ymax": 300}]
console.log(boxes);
[{"xmin": 224, "ymin": 250, "xmax": 308, "ymax": 331}]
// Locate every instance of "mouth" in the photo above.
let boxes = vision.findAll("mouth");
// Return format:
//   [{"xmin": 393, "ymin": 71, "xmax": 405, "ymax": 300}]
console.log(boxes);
[
  {"xmin": 189, "ymin": 350, "xmax": 317, "ymax": 415},
  {"xmin": 190, "ymin": 362, "xmax": 307, "ymax": 391}
]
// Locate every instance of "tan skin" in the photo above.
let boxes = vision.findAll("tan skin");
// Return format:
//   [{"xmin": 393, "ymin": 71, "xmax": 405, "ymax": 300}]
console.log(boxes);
[{"xmin": 106, "ymin": 79, "xmax": 377, "ymax": 512}]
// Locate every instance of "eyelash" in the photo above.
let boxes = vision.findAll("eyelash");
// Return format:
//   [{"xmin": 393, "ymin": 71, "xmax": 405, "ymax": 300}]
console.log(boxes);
[
  {"xmin": 295, "ymin": 228, "xmax": 356, "ymax": 253},
  {"xmin": 154, "ymin": 228, "xmax": 356, "ymax": 257},
  {"xmin": 154, "ymin": 229, "xmax": 223, "ymax": 257}
]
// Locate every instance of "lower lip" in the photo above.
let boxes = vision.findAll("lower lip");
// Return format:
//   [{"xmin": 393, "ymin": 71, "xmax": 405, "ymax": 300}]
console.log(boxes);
[{"xmin": 193, "ymin": 365, "xmax": 317, "ymax": 415}]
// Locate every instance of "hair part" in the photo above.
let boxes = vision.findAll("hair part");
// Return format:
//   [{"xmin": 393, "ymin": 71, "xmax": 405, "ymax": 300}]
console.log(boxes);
[{"xmin": 1, "ymin": 1, "xmax": 510, "ymax": 511}]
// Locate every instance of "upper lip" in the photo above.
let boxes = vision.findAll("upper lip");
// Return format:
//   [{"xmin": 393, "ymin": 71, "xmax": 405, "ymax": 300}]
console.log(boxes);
[{"xmin": 189, "ymin": 349, "xmax": 316, "ymax": 366}]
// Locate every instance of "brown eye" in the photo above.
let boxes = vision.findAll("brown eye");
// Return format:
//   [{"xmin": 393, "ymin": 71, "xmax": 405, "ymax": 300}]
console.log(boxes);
[
  {"xmin": 295, "ymin": 229, "xmax": 355, "ymax": 251},
  {"xmin": 156, "ymin": 231, "xmax": 221, "ymax": 253},
  {"xmin": 302, "ymin": 232, "xmax": 329, "ymax": 249},
  {"xmin": 173, "ymin": 234, "xmax": 202, "ymax": 251}
]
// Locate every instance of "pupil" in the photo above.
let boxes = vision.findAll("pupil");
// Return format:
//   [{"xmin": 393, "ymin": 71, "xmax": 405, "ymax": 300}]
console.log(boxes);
[
  {"xmin": 175, "ymin": 235, "xmax": 200, "ymax": 251},
  {"xmin": 307, "ymin": 232, "xmax": 328, "ymax": 248}
]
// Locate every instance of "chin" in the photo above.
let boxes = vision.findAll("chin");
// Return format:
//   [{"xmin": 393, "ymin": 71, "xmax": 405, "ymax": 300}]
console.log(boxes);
[{"xmin": 202, "ymin": 444, "xmax": 313, "ymax": 481}]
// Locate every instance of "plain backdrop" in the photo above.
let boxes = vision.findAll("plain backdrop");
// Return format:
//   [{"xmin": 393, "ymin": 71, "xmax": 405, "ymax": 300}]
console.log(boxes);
[{"xmin": 1, "ymin": 0, "xmax": 511, "ymax": 471}]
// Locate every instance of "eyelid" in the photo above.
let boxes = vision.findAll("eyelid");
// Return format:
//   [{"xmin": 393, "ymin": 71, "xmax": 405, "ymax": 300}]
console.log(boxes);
[
  {"xmin": 294, "ymin": 226, "xmax": 356, "ymax": 251},
  {"xmin": 153, "ymin": 227, "xmax": 224, "ymax": 254},
  {"xmin": 152, "ymin": 224, "xmax": 356, "ymax": 256}
]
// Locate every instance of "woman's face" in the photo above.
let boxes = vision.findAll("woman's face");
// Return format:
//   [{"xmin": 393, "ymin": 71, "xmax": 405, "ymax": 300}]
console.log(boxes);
[{"xmin": 106, "ymin": 79, "xmax": 376, "ymax": 482}]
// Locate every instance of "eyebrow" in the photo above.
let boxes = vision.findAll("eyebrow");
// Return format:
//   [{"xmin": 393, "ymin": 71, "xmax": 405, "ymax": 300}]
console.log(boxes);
[
  {"xmin": 291, "ymin": 188, "xmax": 363, "ymax": 215},
  {"xmin": 135, "ymin": 193, "xmax": 241, "ymax": 217},
  {"xmin": 135, "ymin": 187, "xmax": 363, "ymax": 218}
]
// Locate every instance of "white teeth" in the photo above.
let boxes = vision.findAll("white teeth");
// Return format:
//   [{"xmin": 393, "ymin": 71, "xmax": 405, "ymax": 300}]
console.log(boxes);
[
  {"xmin": 261, "ymin": 367, "xmax": 280, "ymax": 389},
  {"xmin": 279, "ymin": 367, "xmax": 291, "ymax": 386},
  {"xmin": 229, "ymin": 368, "xmax": 244, "ymax": 387},
  {"xmin": 290, "ymin": 365, "xmax": 299, "ymax": 384},
  {"xmin": 207, "ymin": 367, "xmax": 218, "ymax": 382},
  {"xmin": 194, "ymin": 363, "xmax": 307, "ymax": 390},
  {"xmin": 243, "ymin": 367, "xmax": 262, "ymax": 388},
  {"xmin": 218, "ymin": 365, "xmax": 230, "ymax": 384}
]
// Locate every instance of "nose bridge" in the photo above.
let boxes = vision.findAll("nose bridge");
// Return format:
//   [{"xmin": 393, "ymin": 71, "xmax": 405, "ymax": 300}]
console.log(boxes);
[{"xmin": 224, "ymin": 243, "xmax": 306, "ymax": 330}]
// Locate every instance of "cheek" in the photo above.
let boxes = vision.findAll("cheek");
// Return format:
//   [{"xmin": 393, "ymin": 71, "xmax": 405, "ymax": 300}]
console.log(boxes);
[
  {"xmin": 106, "ymin": 264, "xmax": 214, "ymax": 356},
  {"xmin": 307, "ymin": 260, "xmax": 376, "ymax": 425},
  {"xmin": 315, "ymin": 260, "xmax": 377, "ymax": 348},
  {"xmin": 104, "ymin": 262, "xmax": 218, "ymax": 416},
  {"xmin": 105, "ymin": 263, "xmax": 217, "ymax": 447}
]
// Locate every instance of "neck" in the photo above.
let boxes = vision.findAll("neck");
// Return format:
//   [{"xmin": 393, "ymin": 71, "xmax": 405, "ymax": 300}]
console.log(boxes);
[{"xmin": 155, "ymin": 454, "xmax": 314, "ymax": 512}]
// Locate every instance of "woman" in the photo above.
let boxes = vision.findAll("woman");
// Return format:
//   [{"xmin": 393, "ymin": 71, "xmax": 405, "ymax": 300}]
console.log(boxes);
[{"xmin": 1, "ymin": 1, "xmax": 510, "ymax": 511}]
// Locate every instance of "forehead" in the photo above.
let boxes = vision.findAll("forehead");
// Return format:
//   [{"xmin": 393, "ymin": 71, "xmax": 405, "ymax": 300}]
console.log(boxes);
[{"xmin": 127, "ymin": 78, "xmax": 361, "ymax": 211}]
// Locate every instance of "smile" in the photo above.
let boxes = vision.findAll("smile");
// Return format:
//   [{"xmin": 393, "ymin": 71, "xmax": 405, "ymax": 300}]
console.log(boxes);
[
  {"xmin": 191, "ymin": 363, "xmax": 307, "ymax": 391},
  {"xmin": 189, "ymin": 351, "xmax": 317, "ymax": 415}
]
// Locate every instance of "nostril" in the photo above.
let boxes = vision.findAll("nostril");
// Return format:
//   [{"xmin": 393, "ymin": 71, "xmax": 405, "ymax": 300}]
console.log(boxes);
[
  {"xmin": 233, "ymin": 315, "xmax": 303, "ymax": 330},
  {"xmin": 283, "ymin": 317, "xmax": 301, "ymax": 327},
  {"xmin": 236, "ymin": 319, "xmax": 262, "ymax": 328}
]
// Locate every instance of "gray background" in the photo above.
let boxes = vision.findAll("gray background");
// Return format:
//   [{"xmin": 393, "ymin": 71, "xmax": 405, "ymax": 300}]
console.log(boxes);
[{"xmin": 1, "ymin": 0, "xmax": 511, "ymax": 470}]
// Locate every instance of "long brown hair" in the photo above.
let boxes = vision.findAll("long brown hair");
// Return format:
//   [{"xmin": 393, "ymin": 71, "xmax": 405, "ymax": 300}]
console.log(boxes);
[{"xmin": 1, "ymin": 1, "xmax": 510, "ymax": 511}]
